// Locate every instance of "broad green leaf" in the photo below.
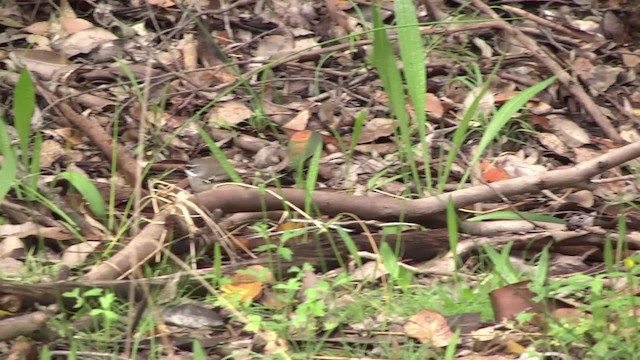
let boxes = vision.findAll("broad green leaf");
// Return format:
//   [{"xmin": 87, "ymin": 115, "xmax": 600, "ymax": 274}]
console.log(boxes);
[
  {"xmin": 466, "ymin": 211, "xmax": 565, "ymax": 224},
  {"xmin": 394, "ymin": 0, "xmax": 426, "ymax": 128},
  {"xmin": 55, "ymin": 171, "xmax": 106, "ymax": 219},
  {"xmin": 463, "ymin": 76, "xmax": 557, "ymax": 184},
  {"xmin": 13, "ymin": 69, "xmax": 35, "ymax": 167},
  {"xmin": 196, "ymin": 127, "xmax": 242, "ymax": 182},
  {"xmin": 0, "ymin": 118, "xmax": 17, "ymax": 201},
  {"xmin": 380, "ymin": 242, "xmax": 400, "ymax": 278}
]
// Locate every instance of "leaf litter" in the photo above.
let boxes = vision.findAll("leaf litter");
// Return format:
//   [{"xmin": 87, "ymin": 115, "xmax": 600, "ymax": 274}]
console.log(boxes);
[{"xmin": 1, "ymin": 0, "xmax": 640, "ymax": 359}]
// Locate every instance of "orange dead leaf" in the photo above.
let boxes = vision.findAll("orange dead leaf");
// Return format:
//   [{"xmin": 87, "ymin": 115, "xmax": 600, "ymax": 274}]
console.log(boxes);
[
  {"xmin": 275, "ymin": 221, "xmax": 305, "ymax": 232},
  {"xmin": 220, "ymin": 282, "xmax": 263, "ymax": 302},
  {"xmin": 480, "ymin": 160, "xmax": 510, "ymax": 182},
  {"xmin": 287, "ymin": 130, "xmax": 323, "ymax": 168}
]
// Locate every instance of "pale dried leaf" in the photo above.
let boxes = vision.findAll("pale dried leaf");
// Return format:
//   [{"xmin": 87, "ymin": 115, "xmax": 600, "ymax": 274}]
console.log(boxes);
[
  {"xmin": 350, "ymin": 260, "xmax": 388, "ymax": 281},
  {"xmin": 40, "ymin": 139, "xmax": 65, "ymax": 167},
  {"xmin": 283, "ymin": 108, "xmax": 312, "ymax": 131},
  {"xmin": 182, "ymin": 33, "xmax": 197, "ymax": 71},
  {"xmin": 463, "ymin": 86, "xmax": 494, "ymax": 118},
  {"xmin": 256, "ymin": 35, "xmax": 295, "ymax": 58},
  {"xmin": 565, "ymin": 190, "xmax": 595, "ymax": 208},
  {"xmin": 621, "ymin": 48, "xmax": 640, "ymax": 68},
  {"xmin": 578, "ymin": 64, "xmax": 624, "ymax": 96},
  {"xmin": 0, "ymin": 258, "xmax": 24, "ymax": 275},
  {"xmin": 572, "ymin": 57, "xmax": 594, "ymax": 78},
  {"xmin": 161, "ymin": 303, "xmax": 224, "ymax": 328},
  {"xmin": 0, "ymin": 236, "xmax": 24, "ymax": 258},
  {"xmin": 0, "ymin": 222, "xmax": 41, "ymax": 237},
  {"xmin": 357, "ymin": 118, "xmax": 397, "ymax": 144},
  {"xmin": 54, "ymin": 27, "xmax": 118, "ymax": 57},
  {"xmin": 548, "ymin": 115, "xmax": 590, "ymax": 147},
  {"xmin": 537, "ymin": 132, "xmax": 571, "ymax": 157},
  {"xmin": 22, "ymin": 21, "xmax": 50, "ymax": 36},
  {"xmin": 59, "ymin": 0, "xmax": 77, "ymax": 18},
  {"xmin": 207, "ymin": 101, "xmax": 253, "ymax": 126},
  {"xmin": 569, "ymin": 19, "xmax": 600, "ymax": 33},
  {"xmin": 425, "ymin": 93, "xmax": 444, "ymax": 119},
  {"xmin": 61, "ymin": 241, "xmax": 100, "ymax": 266},
  {"xmin": 10, "ymin": 49, "xmax": 71, "ymax": 80},
  {"xmin": 404, "ymin": 309, "xmax": 453, "ymax": 347},
  {"xmin": 60, "ymin": 17, "xmax": 94, "ymax": 34},
  {"xmin": 146, "ymin": 0, "xmax": 176, "ymax": 7},
  {"xmin": 497, "ymin": 155, "xmax": 546, "ymax": 178}
]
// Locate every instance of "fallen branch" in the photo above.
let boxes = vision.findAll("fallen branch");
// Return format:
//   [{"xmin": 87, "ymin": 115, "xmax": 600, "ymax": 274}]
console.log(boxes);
[{"xmin": 83, "ymin": 141, "xmax": 640, "ymax": 281}]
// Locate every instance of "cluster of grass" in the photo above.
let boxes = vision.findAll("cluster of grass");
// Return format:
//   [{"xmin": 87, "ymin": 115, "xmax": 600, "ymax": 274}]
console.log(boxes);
[{"xmin": 3, "ymin": 1, "xmax": 640, "ymax": 359}]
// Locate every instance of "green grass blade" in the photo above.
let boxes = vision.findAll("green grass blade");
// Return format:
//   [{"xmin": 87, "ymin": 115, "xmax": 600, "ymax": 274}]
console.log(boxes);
[
  {"xmin": 466, "ymin": 211, "xmax": 566, "ymax": 224},
  {"xmin": 372, "ymin": 4, "xmax": 420, "ymax": 193},
  {"xmin": 439, "ymin": 61, "xmax": 502, "ymax": 192},
  {"xmin": 196, "ymin": 127, "xmax": 242, "ymax": 182},
  {"xmin": 304, "ymin": 142, "xmax": 322, "ymax": 214},
  {"xmin": 446, "ymin": 199, "xmax": 460, "ymax": 269},
  {"xmin": 13, "ymin": 69, "xmax": 35, "ymax": 167},
  {"xmin": 533, "ymin": 246, "xmax": 549, "ymax": 289},
  {"xmin": 461, "ymin": 76, "xmax": 557, "ymax": 184},
  {"xmin": 394, "ymin": 0, "xmax": 426, "ymax": 126},
  {"xmin": 0, "ymin": 118, "xmax": 17, "ymax": 200},
  {"xmin": 336, "ymin": 227, "xmax": 362, "ymax": 268}
]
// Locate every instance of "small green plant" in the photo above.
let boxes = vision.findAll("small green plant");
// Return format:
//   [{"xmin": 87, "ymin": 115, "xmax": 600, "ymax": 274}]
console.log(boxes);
[{"xmin": 0, "ymin": 69, "xmax": 105, "ymax": 238}]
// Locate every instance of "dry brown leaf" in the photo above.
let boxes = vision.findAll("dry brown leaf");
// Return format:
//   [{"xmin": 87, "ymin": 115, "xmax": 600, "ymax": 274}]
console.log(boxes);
[
  {"xmin": 283, "ymin": 108, "xmax": 312, "ymax": 131},
  {"xmin": 462, "ymin": 86, "xmax": 494, "ymax": 118},
  {"xmin": 39, "ymin": 139, "xmax": 65, "ymax": 167},
  {"xmin": 537, "ymin": 132, "xmax": 572, "ymax": 158},
  {"xmin": 620, "ymin": 48, "xmax": 640, "ymax": 67},
  {"xmin": 182, "ymin": 33, "xmax": 198, "ymax": 71},
  {"xmin": 9, "ymin": 49, "xmax": 72, "ymax": 80},
  {"xmin": 59, "ymin": 17, "xmax": 94, "ymax": 34},
  {"xmin": 22, "ymin": 21, "xmax": 50, "ymax": 36},
  {"xmin": 0, "ymin": 236, "xmax": 24, "ymax": 258},
  {"xmin": 256, "ymin": 35, "xmax": 295, "ymax": 58},
  {"xmin": 548, "ymin": 115, "xmax": 591, "ymax": 148},
  {"xmin": 146, "ymin": 0, "xmax": 176, "ymax": 7},
  {"xmin": 504, "ymin": 339, "xmax": 526, "ymax": 355},
  {"xmin": 207, "ymin": 101, "xmax": 253, "ymax": 126},
  {"xmin": 425, "ymin": 93, "xmax": 444, "ymax": 119},
  {"xmin": 54, "ymin": 27, "xmax": 118, "ymax": 57},
  {"xmin": 565, "ymin": 190, "xmax": 595, "ymax": 208},
  {"xmin": 357, "ymin": 118, "xmax": 396, "ymax": 144},
  {"xmin": 404, "ymin": 309, "xmax": 453, "ymax": 347},
  {"xmin": 61, "ymin": 241, "xmax": 100, "ymax": 267}
]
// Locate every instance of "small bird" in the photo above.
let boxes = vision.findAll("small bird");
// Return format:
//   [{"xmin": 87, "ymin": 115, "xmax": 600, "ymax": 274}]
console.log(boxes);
[{"xmin": 184, "ymin": 156, "xmax": 232, "ymax": 192}]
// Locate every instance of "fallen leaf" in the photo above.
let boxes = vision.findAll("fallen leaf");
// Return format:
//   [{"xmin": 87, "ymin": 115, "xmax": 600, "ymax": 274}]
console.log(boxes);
[
  {"xmin": 404, "ymin": 309, "xmax": 453, "ymax": 347},
  {"xmin": 548, "ymin": 115, "xmax": 591, "ymax": 148},
  {"xmin": 54, "ymin": 27, "xmax": 118, "ymax": 57},
  {"xmin": 59, "ymin": 17, "xmax": 94, "ymax": 34},
  {"xmin": 283, "ymin": 108, "xmax": 312, "ymax": 131},
  {"xmin": 207, "ymin": 101, "xmax": 253, "ymax": 126},
  {"xmin": 480, "ymin": 160, "xmax": 510, "ymax": 182},
  {"xmin": 357, "ymin": 118, "xmax": 397, "ymax": 144},
  {"xmin": 287, "ymin": 130, "xmax": 323, "ymax": 169},
  {"xmin": 9, "ymin": 49, "xmax": 72, "ymax": 80}
]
